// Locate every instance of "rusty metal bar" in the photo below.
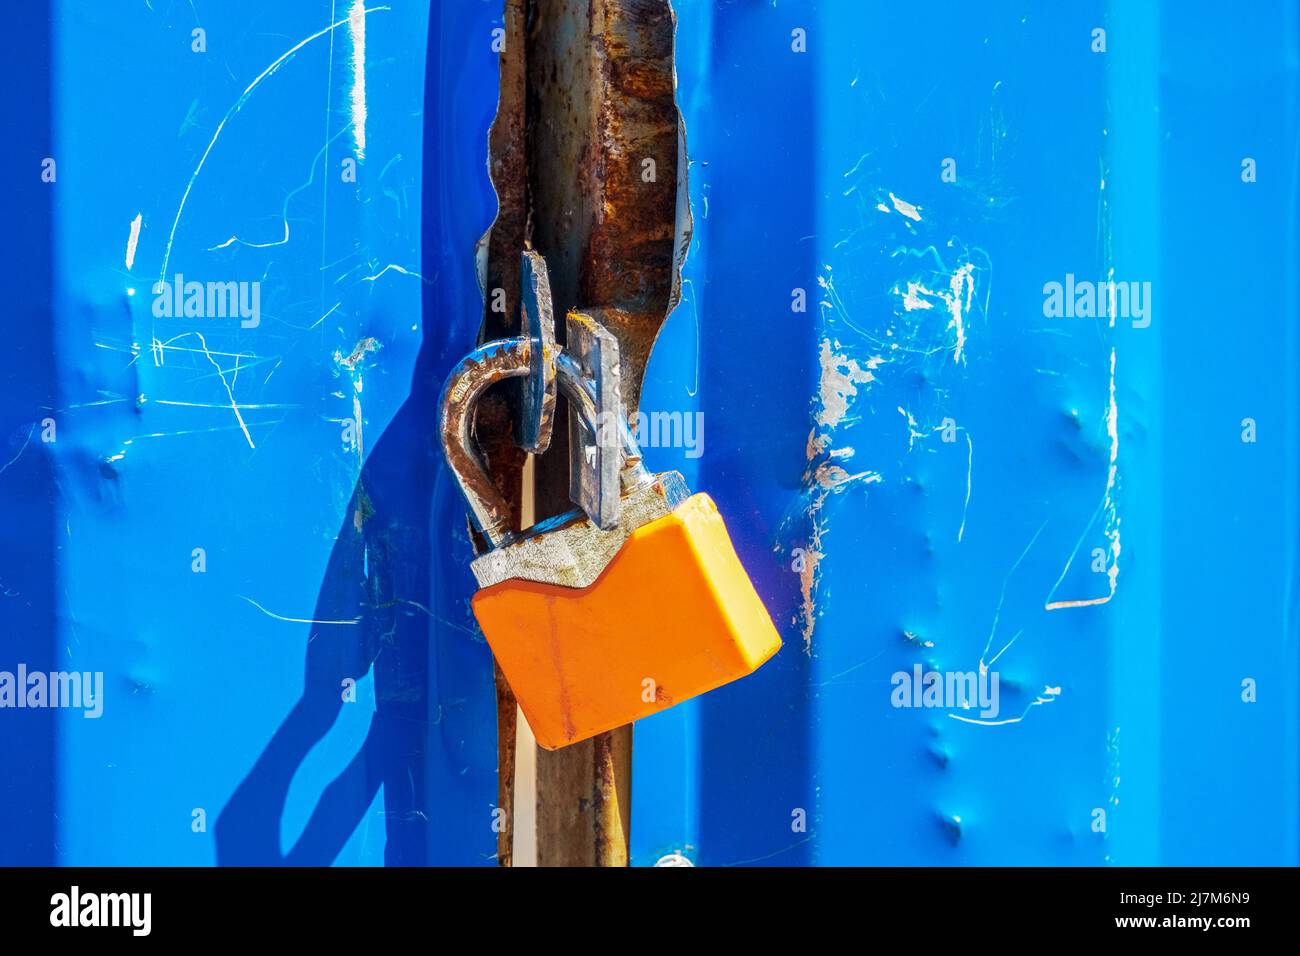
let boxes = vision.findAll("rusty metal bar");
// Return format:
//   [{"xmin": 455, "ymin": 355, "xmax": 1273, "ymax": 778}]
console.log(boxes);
[
  {"xmin": 526, "ymin": 0, "xmax": 680, "ymax": 867},
  {"xmin": 482, "ymin": 0, "xmax": 530, "ymax": 866},
  {"xmin": 493, "ymin": 661, "xmax": 517, "ymax": 867},
  {"xmin": 474, "ymin": 0, "xmax": 680, "ymax": 866}
]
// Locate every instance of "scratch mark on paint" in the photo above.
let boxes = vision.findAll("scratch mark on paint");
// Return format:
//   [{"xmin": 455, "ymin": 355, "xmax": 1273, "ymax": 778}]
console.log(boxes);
[
  {"xmin": 978, "ymin": 519, "xmax": 1047, "ymax": 672},
  {"xmin": 813, "ymin": 461, "xmax": 877, "ymax": 491},
  {"xmin": 1105, "ymin": 726, "xmax": 1121, "ymax": 853},
  {"xmin": 360, "ymin": 263, "xmax": 428, "ymax": 283},
  {"xmin": 151, "ymin": 399, "xmax": 296, "ymax": 411},
  {"xmin": 817, "ymin": 265, "xmax": 875, "ymax": 341},
  {"xmin": 176, "ymin": 98, "xmax": 201, "ymax": 138},
  {"xmin": 321, "ymin": 0, "xmax": 339, "ymax": 318},
  {"xmin": 240, "ymin": 595, "xmax": 360, "ymax": 625},
  {"xmin": 157, "ymin": 5, "xmax": 391, "ymax": 283},
  {"xmin": 144, "ymin": 332, "xmax": 258, "ymax": 448},
  {"xmin": 138, "ymin": 334, "xmax": 256, "ymax": 367},
  {"xmin": 107, "ymin": 423, "xmax": 284, "ymax": 453},
  {"xmin": 1045, "ymin": 347, "xmax": 1121, "ymax": 609},
  {"xmin": 813, "ymin": 648, "xmax": 889, "ymax": 687},
  {"xmin": 348, "ymin": 0, "xmax": 368, "ymax": 160},
  {"xmin": 893, "ymin": 262, "xmax": 975, "ymax": 364},
  {"xmin": 681, "ymin": 278, "xmax": 702, "ymax": 398},
  {"xmin": 195, "ymin": 332, "xmax": 255, "ymax": 449},
  {"xmin": 985, "ymin": 627, "xmax": 1022, "ymax": 668},
  {"xmin": 949, "ymin": 263, "xmax": 973, "ymax": 363},
  {"xmin": 888, "ymin": 191, "xmax": 923, "ymax": 221},
  {"xmin": 209, "ymin": 125, "xmax": 352, "ymax": 251},
  {"xmin": 948, "ymin": 686, "xmax": 1060, "ymax": 726},
  {"xmin": 313, "ymin": 302, "xmax": 343, "ymax": 329},
  {"xmin": 0, "ymin": 423, "xmax": 37, "ymax": 478},
  {"xmin": 125, "ymin": 214, "xmax": 143, "ymax": 270},
  {"xmin": 719, "ymin": 835, "xmax": 815, "ymax": 867},
  {"xmin": 958, "ymin": 431, "xmax": 973, "ymax": 542},
  {"xmin": 888, "ymin": 244, "xmax": 991, "ymax": 365},
  {"xmin": 841, "ymin": 152, "xmax": 874, "ymax": 180}
]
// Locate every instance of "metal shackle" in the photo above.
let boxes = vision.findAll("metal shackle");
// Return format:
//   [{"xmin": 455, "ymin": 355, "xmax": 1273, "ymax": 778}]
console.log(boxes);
[
  {"xmin": 438, "ymin": 326, "xmax": 653, "ymax": 550},
  {"xmin": 438, "ymin": 335, "xmax": 545, "ymax": 549},
  {"xmin": 439, "ymin": 252, "xmax": 653, "ymax": 549}
]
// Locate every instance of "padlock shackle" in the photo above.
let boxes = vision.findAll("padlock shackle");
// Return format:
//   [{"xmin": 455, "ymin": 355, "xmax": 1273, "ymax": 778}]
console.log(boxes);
[
  {"xmin": 441, "ymin": 298, "xmax": 652, "ymax": 548},
  {"xmin": 438, "ymin": 337, "xmax": 536, "ymax": 549},
  {"xmin": 554, "ymin": 351, "xmax": 651, "ymax": 497},
  {"xmin": 440, "ymin": 338, "xmax": 644, "ymax": 548}
]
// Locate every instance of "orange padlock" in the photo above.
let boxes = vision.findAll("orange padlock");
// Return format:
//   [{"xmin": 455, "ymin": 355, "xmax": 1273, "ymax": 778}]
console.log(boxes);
[
  {"xmin": 439, "ymin": 254, "xmax": 781, "ymax": 749},
  {"xmin": 471, "ymin": 476, "xmax": 781, "ymax": 749}
]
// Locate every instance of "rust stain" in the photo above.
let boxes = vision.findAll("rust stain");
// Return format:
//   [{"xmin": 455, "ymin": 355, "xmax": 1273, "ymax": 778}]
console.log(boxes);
[
  {"xmin": 352, "ymin": 481, "xmax": 374, "ymax": 532},
  {"xmin": 525, "ymin": 0, "xmax": 679, "ymax": 868},
  {"xmin": 493, "ymin": 662, "xmax": 517, "ymax": 868},
  {"xmin": 475, "ymin": 391, "xmax": 527, "ymax": 539},
  {"xmin": 797, "ymin": 544, "xmax": 823, "ymax": 652},
  {"xmin": 481, "ymin": 0, "xmax": 528, "ymax": 343},
  {"xmin": 479, "ymin": 0, "xmax": 529, "ymax": 867},
  {"xmin": 590, "ymin": 724, "xmax": 630, "ymax": 867},
  {"xmin": 796, "ymin": 466, "xmax": 881, "ymax": 651},
  {"xmin": 528, "ymin": 0, "xmax": 680, "ymax": 418},
  {"xmin": 790, "ymin": 339, "xmax": 884, "ymax": 650}
]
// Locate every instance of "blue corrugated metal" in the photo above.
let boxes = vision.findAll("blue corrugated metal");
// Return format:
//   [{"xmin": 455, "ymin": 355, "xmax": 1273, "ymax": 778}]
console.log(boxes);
[
  {"xmin": 633, "ymin": 0, "xmax": 1300, "ymax": 866},
  {"xmin": 3, "ymin": 0, "xmax": 502, "ymax": 866},
  {"xmin": 4, "ymin": 0, "xmax": 1297, "ymax": 869}
]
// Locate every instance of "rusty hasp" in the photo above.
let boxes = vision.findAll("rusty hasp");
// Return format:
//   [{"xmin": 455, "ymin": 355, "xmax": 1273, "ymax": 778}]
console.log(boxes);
[
  {"xmin": 517, "ymin": 250, "xmax": 559, "ymax": 455},
  {"xmin": 481, "ymin": 0, "xmax": 689, "ymax": 866},
  {"xmin": 557, "ymin": 311, "xmax": 624, "ymax": 529},
  {"xmin": 439, "ymin": 253, "xmax": 782, "ymax": 754},
  {"xmin": 440, "ymin": 276, "xmax": 636, "ymax": 551}
]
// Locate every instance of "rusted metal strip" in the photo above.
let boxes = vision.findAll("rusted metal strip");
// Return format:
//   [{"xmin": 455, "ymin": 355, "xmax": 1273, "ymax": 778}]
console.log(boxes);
[
  {"xmin": 476, "ymin": 0, "xmax": 679, "ymax": 866},
  {"xmin": 532, "ymin": 726, "xmax": 630, "ymax": 866},
  {"xmin": 527, "ymin": 0, "xmax": 680, "ymax": 867},
  {"xmin": 493, "ymin": 661, "xmax": 517, "ymax": 867},
  {"xmin": 481, "ymin": 0, "xmax": 530, "ymax": 866}
]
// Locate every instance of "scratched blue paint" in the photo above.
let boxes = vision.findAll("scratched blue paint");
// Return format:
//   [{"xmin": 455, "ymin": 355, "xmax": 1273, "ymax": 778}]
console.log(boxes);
[
  {"xmin": 2, "ymin": 1, "xmax": 502, "ymax": 865},
  {"xmin": 634, "ymin": 0, "xmax": 1300, "ymax": 865}
]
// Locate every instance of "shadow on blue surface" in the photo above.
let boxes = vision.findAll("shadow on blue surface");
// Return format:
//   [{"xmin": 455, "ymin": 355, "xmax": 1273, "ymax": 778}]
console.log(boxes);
[
  {"xmin": 0, "ymin": 0, "xmax": 57, "ymax": 868},
  {"xmin": 215, "ymin": 399, "xmax": 438, "ymax": 865},
  {"xmin": 216, "ymin": 5, "xmax": 495, "ymax": 867}
]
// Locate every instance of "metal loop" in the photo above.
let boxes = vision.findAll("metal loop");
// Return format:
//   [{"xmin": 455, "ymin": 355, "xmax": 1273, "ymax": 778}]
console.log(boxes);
[{"xmin": 438, "ymin": 338, "xmax": 534, "ymax": 549}]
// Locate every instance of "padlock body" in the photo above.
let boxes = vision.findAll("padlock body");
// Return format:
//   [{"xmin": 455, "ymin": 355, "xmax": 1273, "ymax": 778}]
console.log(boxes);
[{"xmin": 472, "ymin": 493, "xmax": 782, "ymax": 750}]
